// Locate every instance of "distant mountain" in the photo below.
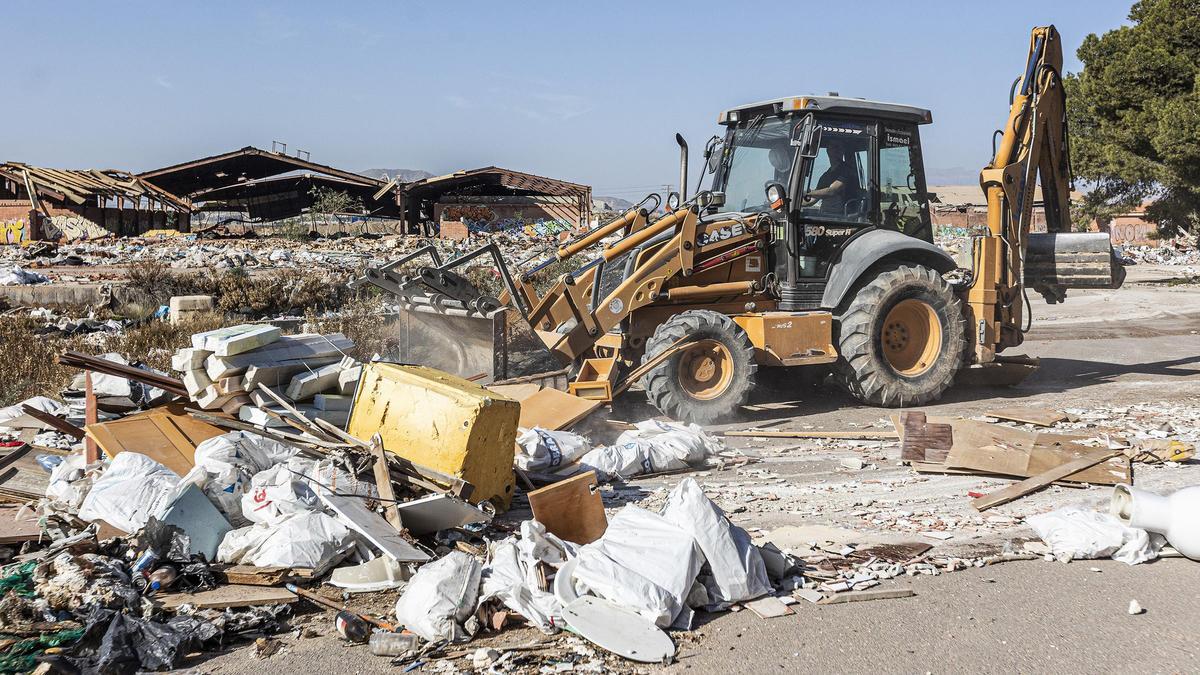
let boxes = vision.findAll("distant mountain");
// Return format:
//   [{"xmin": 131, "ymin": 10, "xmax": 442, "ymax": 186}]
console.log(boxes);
[
  {"xmin": 593, "ymin": 196, "xmax": 634, "ymax": 212},
  {"xmin": 360, "ymin": 168, "xmax": 435, "ymax": 182}
]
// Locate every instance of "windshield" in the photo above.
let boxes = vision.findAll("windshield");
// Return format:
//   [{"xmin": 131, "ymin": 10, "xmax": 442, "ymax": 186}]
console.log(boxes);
[{"xmin": 716, "ymin": 114, "xmax": 794, "ymax": 213}]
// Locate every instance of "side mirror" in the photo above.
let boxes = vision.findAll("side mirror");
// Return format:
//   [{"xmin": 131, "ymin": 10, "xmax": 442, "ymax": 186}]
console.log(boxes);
[
  {"xmin": 764, "ymin": 183, "xmax": 787, "ymax": 211},
  {"xmin": 791, "ymin": 113, "xmax": 823, "ymax": 158},
  {"xmin": 665, "ymin": 191, "xmax": 681, "ymax": 212}
]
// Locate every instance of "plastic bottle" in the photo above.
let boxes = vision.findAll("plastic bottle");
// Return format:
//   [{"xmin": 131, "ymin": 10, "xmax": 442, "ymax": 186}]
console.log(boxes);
[
  {"xmin": 144, "ymin": 566, "xmax": 178, "ymax": 595},
  {"xmin": 129, "ymin": 550, "xmax": 159, "ymax": 576},
  {"xmin": 368, "ymin": 631, "xmax": 419, "ymax": 656},
  {"xmin": 35, "ymin": 454, "xmax": 63, "ymax": 473}
]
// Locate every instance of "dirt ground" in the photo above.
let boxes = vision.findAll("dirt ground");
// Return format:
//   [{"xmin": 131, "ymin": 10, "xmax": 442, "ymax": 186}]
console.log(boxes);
[{"xmin": 199, "ymin": 264, "xmax": 1200, "ymax": 674}]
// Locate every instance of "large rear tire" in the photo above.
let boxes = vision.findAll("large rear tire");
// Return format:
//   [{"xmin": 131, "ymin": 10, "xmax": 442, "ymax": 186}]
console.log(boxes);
[
  {"xmin": 642, "ymin": 310, "xmax": 756, "ymax": 424},
  {"xmin": 833, "ymin": 264, "xmax": 965, "ymax": 407}
]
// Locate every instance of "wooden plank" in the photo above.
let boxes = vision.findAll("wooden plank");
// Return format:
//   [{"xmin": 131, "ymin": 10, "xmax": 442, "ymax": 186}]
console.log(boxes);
[
  {"xmin": 84, "ymin": 372, "xmax": 99, "ymax": 463},
  {"xmin": 723, "ymin": 430, "xmax": 898, "ymax": 441},
  {"xmin": 971, "ymin": 449, "xmax": 1124, "ymax": 512},
  {"xmin": 943, "ymin": 419, "xmax": 1128, "ymax": 485},
  {"xmin": 214, "ymin": 566, "xmax": 293, "ymax": 586},
  {"xmin": 19, "ymin": 405, "xmax": 85, "ymax": 439},
  {"xmin": 985, "ymin": 406, "xmax": 1068, "ymax": 427},
  {"xmin": 518, "ymin": 388, "xmax": 601, "ymax": 431},
  {"xmin": 528, "ymin": 471, "xmax": 607, "ymax": 545},
  {"xmin": 369, "ymin": 434, "xmax": 403, "ymax": 530},
  {"xmin": 816, "ymin": 588, "xmax": 916, "ymax": 605},
  {"xmin": 487, "ymin": 383, "xmax": 542, "ymax": 401},
  {"xmin": 155, "ymin": 584, "xmax": 297, "ymax": 610}
]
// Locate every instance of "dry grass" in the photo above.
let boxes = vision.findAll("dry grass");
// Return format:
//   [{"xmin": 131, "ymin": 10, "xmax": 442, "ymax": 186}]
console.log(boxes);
[
  {"xmin": 0, "ymin": 312, "xmax": 228, "ymax": 407},
  {"xmin": 124, "ymin": 261, "xmax": 355, "ymax": 316}
]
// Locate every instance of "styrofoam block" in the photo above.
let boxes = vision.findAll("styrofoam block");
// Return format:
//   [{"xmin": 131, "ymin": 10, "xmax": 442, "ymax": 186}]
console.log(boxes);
[
  {"xmin": 182, "ymin": 368, "xmax": 213, "ymax": 398},
  {"xmin": 285, "ymin": 358, "xmax": 356, "ymax": 401},
  {"xmin": 191, "ymin": 324, "xmax": 258, "ymax": 350},
  {"xmin": 314, "ymin": 394, "xmax": 352, "ymax": 411},
  {"xmin": 171, "ymin": 348, "xmax": 212, "ymax": 372},
  {"xmin": 243, "ymin": 358, "xmax": 342, "ymax": 389},
  {"xmin": 207, "ymin": 325, "xmax": 282, "ymax": 357}
]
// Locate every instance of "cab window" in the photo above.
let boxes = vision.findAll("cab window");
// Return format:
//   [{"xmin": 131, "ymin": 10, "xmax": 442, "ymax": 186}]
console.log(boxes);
[
  {"xmin": 799, "ymin": 120, "xmax": 873, "ymax": 225},
  {"xmin": 879, "ymin": 124, "xmax": 933, "ymax": 241}
]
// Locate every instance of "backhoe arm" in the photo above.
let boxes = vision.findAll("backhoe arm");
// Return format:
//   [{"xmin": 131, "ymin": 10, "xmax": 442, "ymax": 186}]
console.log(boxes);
[{"xmin": 972, "ymin": 25, "xmax": 1072, "ymax": 359}]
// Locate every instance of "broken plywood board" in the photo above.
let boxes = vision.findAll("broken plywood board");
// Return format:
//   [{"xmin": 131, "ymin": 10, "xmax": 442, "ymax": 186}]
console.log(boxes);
[
  {"xmin": 944, "ymin": 419, "xmax": 1129, "ymax": 485},
  {"xmin": 0, "ymin": 505, "xmax": 43, "ymax": 544},
  {"xmin": 394, "ymin": 493, "xmax": 492, "ymax": 536},
  {"xmin": 85, "ymin": 407, "xmax": 225, "ymax": 475},
  {"xmin": 816, "ymin": 588, "xmax": 916, "ymax": 605},
  {"xmin": 518, "ymin": 388, "xmax": 601, "ymax": 432},
  {"xmin": 896, "ymin": 412, "xmax": 954, "ymax": 462},
  {"xmin": 985, "ymin": 406, "xmax": 1069, "ymax": 427},
  {"xmin": 0, "ymin": 445, "xmax": 67, "ymax": 502},
  {"xmin": 723, "ymin": 429, "xmax": 897, "ymax": 440},
  {"xmin": 487, "ymin": 383, "xmax": 543, "ymax": 402},
  {"xmin": 528, "ymin": 471, "xmax": 607, "ymax": 545},
  {"xmin": 972, "ymin": 449, "xmax": 1125, "ymax": 511},
  {"xmin": 317, "ymin": 490, "xmax": 430, "ymax": 563},
  {"xmin": 156, "ymin": 584, "xmax": 296, "ymax": 611}
]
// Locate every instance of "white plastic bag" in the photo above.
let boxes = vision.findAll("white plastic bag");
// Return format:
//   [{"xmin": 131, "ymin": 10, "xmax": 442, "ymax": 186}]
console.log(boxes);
[
  {"xmin": 661, "ymin": 478, "xmax": 771, "ymax": 610},
  {"xmin": 239, "ymin": 462, "xmax": 320, "ymax": 525},
  {"xmin": 78, "ymin": 453, "xmax": 181, "ymax": 533},
  {"xmin": 515, "ymin": 427, "xmax": 591, "ymax": 472},
  {"xmin": 480, "ymin": 521, "xmax": 576, "ymax": 633},
  {"xmin": 1028, "ymin": 506, "xmax": 1165, "ymax": 565},
  {"xmin": 394, "ymin": 550, "xmax": 482, "ymax": 643},
  {"xmin": 180, "ymin": 432, "xmax": 300, "ymax": 524},
  {"xmin": 572, "ymin": 505, "xmax": 704, "ymax": 628},
  {"xmin": 576, "ymin": 420, "xmax": 723, "ymax": 479},
  {"xmin": 44, "ymin": 454, "xmax": 90, "ymax": 508},
  {"xmin": 0, "ymin": 396, "xmax": 65, "ymax": 433},
  {"xmin": 217, "ymin": 511, "xmax": 356, "ymax": 569}
]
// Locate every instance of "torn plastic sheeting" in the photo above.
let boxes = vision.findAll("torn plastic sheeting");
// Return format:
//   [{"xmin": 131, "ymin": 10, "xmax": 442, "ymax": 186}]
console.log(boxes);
[
  {"xmin": 1028, "ymin": 506, "xmax": 1166, "ymax": 565},
  {"xmin": 217, "ymin": 511, "xmax": 357, "ymax": 569},
  {"xmin": 77, "ymin": 452, "xmax": 181, "ymax": 534},
  {"xmin": 394, "ymin": 550, "xmax": 482, "ymax": 643},
  {"xmin": 572, "ymin": 505, "xmax": 703, "ymax": 628},
  {"xmin": 516, "ymin": 427, "xmax": 591, "ymax": 472},
  {"xmin": 64, "ymin": 605, "xmax": 221, "ymax": 674},
  {"xmin": 575, "ymin": 420, "xmax": 723, "ymax": 479},
  {"xmin": 479, "ymin": 520, "xmax": 576, "ymax": 633},
  {"xmin": 661, "ymin": 478, "xmax": 771, "ymax": 610}
]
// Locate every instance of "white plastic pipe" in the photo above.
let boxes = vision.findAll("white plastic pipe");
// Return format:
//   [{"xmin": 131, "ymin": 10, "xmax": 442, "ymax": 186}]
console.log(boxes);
[{"xmin": 1111, "ymin": 484, "xmax": 1200, "ymax": 560}]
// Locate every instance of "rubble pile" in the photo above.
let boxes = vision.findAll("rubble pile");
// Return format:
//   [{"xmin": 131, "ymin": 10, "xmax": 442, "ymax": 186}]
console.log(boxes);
[{"xmin": 0, "ymin": 230, "xmax": 567, "ymax": 283}]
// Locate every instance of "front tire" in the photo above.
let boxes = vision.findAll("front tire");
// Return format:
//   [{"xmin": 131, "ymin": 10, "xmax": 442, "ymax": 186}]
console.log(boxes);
[
  {"xmin": 642, "ymin": 310, "xmax": 756, "ymax": 424},
  {"xmin": 833, "ymin": 264, "xmax": 965, "ymax": 407}
]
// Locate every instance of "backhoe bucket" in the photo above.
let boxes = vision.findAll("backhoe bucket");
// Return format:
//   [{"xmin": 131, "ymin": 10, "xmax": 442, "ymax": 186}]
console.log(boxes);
[{"xmin": 1024, "ymin": 232, "xmax": 1127, "ymax": 301}]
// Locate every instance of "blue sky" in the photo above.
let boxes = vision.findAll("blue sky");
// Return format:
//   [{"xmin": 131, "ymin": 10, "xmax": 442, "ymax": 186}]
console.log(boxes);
[{"xmin": 6, "ymin": 1, "xmax": 1133, "ymax": 198}]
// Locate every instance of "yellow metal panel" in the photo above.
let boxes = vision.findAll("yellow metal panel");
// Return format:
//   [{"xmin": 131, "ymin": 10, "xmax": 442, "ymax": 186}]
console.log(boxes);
[
  {"xmin": 734, "ymin": 312, "xmax": 838, "ymax": 366},
  {"xmin": 347, "ymin": 363, "xmax": 519, "ymax": 508}
]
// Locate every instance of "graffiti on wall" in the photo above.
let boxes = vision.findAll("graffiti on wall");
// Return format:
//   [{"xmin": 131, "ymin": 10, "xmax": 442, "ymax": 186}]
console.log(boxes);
[
  {"xmin": 42, "ymin": 215, "xmax": 109, "ymax": 241},
  {"xmin": 2, "ymin": 219, "xmax": 27, "ymax": 244}
]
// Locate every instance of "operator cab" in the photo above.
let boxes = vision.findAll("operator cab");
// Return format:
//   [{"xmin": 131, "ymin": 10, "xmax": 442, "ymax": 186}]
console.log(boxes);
[{"xmin": 708, "ymin": 95, "xmax": 937, "ymax": 308}]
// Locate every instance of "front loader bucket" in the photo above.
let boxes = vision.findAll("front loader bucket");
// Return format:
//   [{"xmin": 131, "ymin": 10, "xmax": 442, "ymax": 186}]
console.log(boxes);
[{"xmin": 392, "ymin": 303, "xmax": 559, "ymax": 383}]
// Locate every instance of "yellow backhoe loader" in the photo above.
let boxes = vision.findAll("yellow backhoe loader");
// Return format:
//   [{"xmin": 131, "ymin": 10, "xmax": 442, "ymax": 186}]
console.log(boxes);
[{"xmin": 354, "ymin": 25, "xmax": 1125, "ymax": 424}]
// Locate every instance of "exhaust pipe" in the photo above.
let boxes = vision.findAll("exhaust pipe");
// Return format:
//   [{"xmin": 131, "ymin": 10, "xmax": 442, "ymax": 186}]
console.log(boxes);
[{"xmin": 675, "ymin": 133, "xmax": 689, "ymax": 202}]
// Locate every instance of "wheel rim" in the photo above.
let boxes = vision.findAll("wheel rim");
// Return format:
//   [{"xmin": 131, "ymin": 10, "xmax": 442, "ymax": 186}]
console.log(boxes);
[
  {"xmin": 880, "ymin": 299, "xmax": 942, "ymax": 377},
  {"xmin": 676, "ymin": 339, "xmax": 734, "ymax": 400}
]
